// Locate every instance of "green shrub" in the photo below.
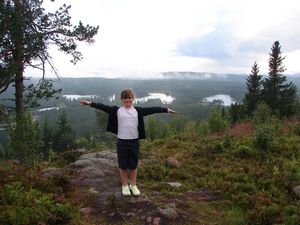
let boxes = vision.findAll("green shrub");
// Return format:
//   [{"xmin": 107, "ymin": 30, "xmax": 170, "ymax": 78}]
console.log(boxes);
[
  {"xmin": 0, "ymin": 181, "xmax": 79, "ymax": 225},
  {"xmin": 283, "ymin": 204, "xmax": 300, "ymax": 224},
  {"xmin": 196, "ymin": 121, "xmax": 210, "ymax": 136},
  {"xmin": 284, "ymin": 161, "xmax": 300, "ymax": 185},
  {"xmin": 234, "ymin": 145, "xmax": 256, "ymax": 158},
  {"xmin": 208, "ymin": 108, "xmax": 230, "ymax": 133},
  {"xmin": 231, "ymin": 183, "xmax": 257, "ymax": 195},
  {"xmin": 284, "ymin": 214, "xmax": 300, "ymax": 225},
  {"xmin": 254, "ymin": 125, "xmax": 274, "ymax": 150},
  {"xmin": 139, "ymin": 163, "xmax": 168, "ymax": 181},
  {"xmin": 294, "ymin": 123, "xmax": 300, "ymax": 136},
  {"xmin": 224, "ymin": 207, "xmax": 246, "ymax": 225},
  {"xmin": 248, "ymin": 203, "xmax": 281, "ymax": 225},
  {"xmin": 211, "ymin": 139, "xmax": 224, "ymax": 153},
  {"xmin": 195, "ymin": 177, "xmax": 206, "ymax": 188},
  {"xmin": 252, "ymin": 103, "xmax": 273, "ymax": 125}
]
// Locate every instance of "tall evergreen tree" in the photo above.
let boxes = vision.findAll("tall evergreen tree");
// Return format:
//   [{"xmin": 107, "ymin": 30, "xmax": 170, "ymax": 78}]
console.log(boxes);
[
  {"xmin": 262, "ymin": 41, "xmax": 297, "ymax": 118},
  {"xmin": 243, "ymin": 62, "xmax": 263, "ymax": 115},
  {"xmin": 42, "ymin": 115, "xmax": 53, "ymax": 159},
  {"xmin": 53, "ymin": 111, "xmax": 75, "ymax": 152},
  {"xmin": 0, "ymin": 0, "xmax": 98, "ymax": 162}
]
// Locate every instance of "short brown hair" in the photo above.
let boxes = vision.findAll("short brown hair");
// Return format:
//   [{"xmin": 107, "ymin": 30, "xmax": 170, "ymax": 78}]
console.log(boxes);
[{"xmin": 120, "ymin": 89, "xmax": 135, "ymax": 99}]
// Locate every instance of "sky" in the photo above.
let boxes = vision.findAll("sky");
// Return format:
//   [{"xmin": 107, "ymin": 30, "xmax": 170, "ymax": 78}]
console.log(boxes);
[{"xmin": 25, "ymin": 0, "xmax": 300, "ymax": 78}]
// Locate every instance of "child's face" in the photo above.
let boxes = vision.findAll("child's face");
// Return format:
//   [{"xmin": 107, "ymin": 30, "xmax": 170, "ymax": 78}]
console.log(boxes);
[{"xmin": 121, "ymin": 96, "xmax": 134, "ymax": 108}]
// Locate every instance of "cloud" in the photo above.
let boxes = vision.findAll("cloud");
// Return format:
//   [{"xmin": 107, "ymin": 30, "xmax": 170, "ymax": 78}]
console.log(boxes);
[
  {"xmin": 176, "ymin": 25, "xmax": 236, "ymax": 60},
  {"xmin": 239, "ymin": 13, "xmax": 300, "ymax": 54},
  {"xmin": 175, "ymin": 8, "xmax": 300, "ymax": 74}
]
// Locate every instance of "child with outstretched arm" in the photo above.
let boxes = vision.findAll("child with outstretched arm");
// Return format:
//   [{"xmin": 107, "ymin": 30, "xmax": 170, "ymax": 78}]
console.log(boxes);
[{"xmin": 80, "ymin": 89, "xmax": 178, "ymax": 196}]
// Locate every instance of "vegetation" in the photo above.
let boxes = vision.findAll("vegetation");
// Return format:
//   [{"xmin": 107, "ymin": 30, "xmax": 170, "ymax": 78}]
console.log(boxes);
[
  {"xmin": 0, "ymin": 0, "xmax": 98, "ymax": 163},
  {"xmin": 139, "ymin": 116, "xmax": 300, "ymax": 224},
  {"xmin": 0, "ymin": 160, "xmax": 81, "ymax": 225},
  {"xmin": 262, "ymin": 41, "xmax": 298, "ymax": 118},
  {"xmin": 243, "ymin": 62, "xmax": 263, "ymax": 116},
  {"xmin": 231, "ymin": 41, "xmax": 299, "ymax": 123}
]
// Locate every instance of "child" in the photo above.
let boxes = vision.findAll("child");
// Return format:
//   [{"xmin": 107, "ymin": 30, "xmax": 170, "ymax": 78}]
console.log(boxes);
[{"xmin": 80, "ymin": 89, "xmax": 178, "ymax": 196}]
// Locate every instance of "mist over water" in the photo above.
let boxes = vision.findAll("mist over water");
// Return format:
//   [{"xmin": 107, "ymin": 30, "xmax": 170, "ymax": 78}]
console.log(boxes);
[{"xmin": 203, "ymin": 94, "xmax": 235, "ymax": 106}]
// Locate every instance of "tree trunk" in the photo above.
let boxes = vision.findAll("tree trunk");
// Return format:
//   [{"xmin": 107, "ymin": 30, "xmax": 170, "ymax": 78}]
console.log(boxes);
[{"xmin": 13, "ymin": 0, "xmax": 26, "ymax": 162}]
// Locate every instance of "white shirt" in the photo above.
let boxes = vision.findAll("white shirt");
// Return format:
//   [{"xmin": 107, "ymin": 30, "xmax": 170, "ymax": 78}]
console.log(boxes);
[{"xmin": 117, "ymin": 106, "xmax": 139, "ymax": 139}]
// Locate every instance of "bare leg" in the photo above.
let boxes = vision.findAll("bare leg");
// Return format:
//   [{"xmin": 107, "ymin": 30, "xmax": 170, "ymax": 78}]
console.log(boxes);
[
  {"xmin": 129, "ymin": 168, "xmax": 137, "ymax": 185},
  {"xmin": 119, "ymin": 169, "xmax": 128, "ymax": 186}
]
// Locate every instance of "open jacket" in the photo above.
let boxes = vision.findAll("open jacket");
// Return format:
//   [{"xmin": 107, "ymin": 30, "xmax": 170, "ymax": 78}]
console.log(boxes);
[{"xmin": 90, "ymin": 102, "xmax": 168, "ymax": 139}]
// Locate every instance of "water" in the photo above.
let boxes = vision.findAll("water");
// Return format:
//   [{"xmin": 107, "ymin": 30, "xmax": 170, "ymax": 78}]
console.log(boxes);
[
  {"xmin": 63, "ymin": 94, "xmax": 98, "ymax": 100},
  {"xmin": 38, "ymin": 107, "xmax": 60, "ymax": 112},
  {"xmin": 203, "ymin": 94, "xmax": 235, "ymax": 106},
  {"xmin": 135, "ymin": 93, "xmax": 175, "ymax": 104}
]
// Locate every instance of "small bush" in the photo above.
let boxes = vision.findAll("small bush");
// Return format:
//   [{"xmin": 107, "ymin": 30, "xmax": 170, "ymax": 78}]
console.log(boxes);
[
  {"xmin": 139, "ymin": 163, "xmax": 168, "ymax": 181},
  {"xmin": 293, "ymin": 123, "xmax": 300, "ymax": 136},
  {"xmin": 254, "ymin": 125, "xmax": 274, "ymax": 150},
  {"xmin": 234, "ymin": 145, "xmax": 256, "ymax": 159},
  {"xmin": 196, "ymin": 121, "xmax": 210, "ymax": 136},
  {"xmin": 0, "ymin": 181, "xmax": 79, "ymax": 225},
  {"xmin": 213, "ymin": 140, "xmax": 224, "ymax": 153},
  {"xmin": 208, "ymin": 108, "xmax": 230, "ymax": 133},
  {"xmin": 284, "ymin": 214, "xmax": 300, "ymax": 225},
  {"xmin": 252, "ymin": 103, "xmax": 273, "ymax": 125},
  {"xmin": 224, "ymin": 207, "xmax": 246, "ymax": 225}
]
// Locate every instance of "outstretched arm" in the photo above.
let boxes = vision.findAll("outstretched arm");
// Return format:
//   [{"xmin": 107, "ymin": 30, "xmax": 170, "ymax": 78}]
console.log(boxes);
[
  {"xmin": 140, "ymin": 106, "xmax": 179, "ymax": 116},
  {"xmin": 79, "ymin": 100, "xmax": 115, "ymax": 114},
  {"xmin": 79, "ymin": 100, "xmax": 91, "ymax": 106},
  {"xmin": 167, "ymin": 108, "xmax": 179, "ymax": 114}
]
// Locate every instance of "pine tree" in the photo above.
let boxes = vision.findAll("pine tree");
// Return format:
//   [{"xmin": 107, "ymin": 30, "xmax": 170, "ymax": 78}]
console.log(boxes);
[
  {"xmin": 53, "ymin": 111, "xmax": 75, "ymax": 152},
  {"xmin": 243, "ymin": 62, "xmax": 263, "ymax": 115},
  {"xmin": 0, "ymin": 0, "xmax": 98, "ymax": 162},
  {"xmin": 262, "ymin": 41, "xmax": 297, "ymax": 118},
  {"xmin": 42, "ymin": 115, "xmax": 53, "ymax": 159}
]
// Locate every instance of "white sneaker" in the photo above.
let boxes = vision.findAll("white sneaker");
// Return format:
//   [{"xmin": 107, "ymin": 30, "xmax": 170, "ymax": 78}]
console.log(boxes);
[
  {"xmin": 129, "ymin": 184, "xmax": 140, "ymax": 196},
  {"xmin": 122, "ymin": 185, "xmax": 131, "ymax": 196}
]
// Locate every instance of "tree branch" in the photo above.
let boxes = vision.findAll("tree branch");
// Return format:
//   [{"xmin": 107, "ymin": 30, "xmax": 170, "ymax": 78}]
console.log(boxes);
[{"xmin": 0, "ymin": 82, "xmax": 11, "ymax": 94}]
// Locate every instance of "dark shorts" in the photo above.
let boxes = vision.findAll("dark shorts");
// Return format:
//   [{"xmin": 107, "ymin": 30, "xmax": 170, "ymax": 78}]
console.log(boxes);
[{"xmin": 116, "ymin": 138, "xmax": 140, "ymax": 170}]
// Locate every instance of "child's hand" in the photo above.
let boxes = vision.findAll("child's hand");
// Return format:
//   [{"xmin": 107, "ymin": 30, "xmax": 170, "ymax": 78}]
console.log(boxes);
[
  {"xmin": 167, "ymin": 108, "xmax": 179, "ymax": 114},
  {"xmin": 79, "ymin": 100, "xmax": 91, "ymax": 106}
]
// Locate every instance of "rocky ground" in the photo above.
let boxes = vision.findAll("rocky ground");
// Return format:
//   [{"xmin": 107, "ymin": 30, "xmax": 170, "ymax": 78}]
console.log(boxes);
[{"xmin": 44, "ymin": 150, "xmax": 220, "ymax": 225}]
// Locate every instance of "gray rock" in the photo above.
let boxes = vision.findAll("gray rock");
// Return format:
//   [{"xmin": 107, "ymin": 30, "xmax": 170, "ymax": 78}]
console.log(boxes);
[
  {"xmin": 89, "ymin": 158, "xmax": 111, "ymax": 166},
  {"xmin": 147, "ymin": 216, "xmax": 152, "ymax": 223},
  {"xmin": 82, "ymin": 166, "xmax": 105, "ymax": 177},
  {"xmin": 158, "ymin": 206, "xmax": 178, "ymax": 220},
  {"xmin": 79, "ymin": 153, "xmax": 98, "ymax": 159},
  {"xmin": 79, "ymin": 207, "xmax": 93, "ymax": 215},
  {"xmin": 70, "ymin": 159, "xmax": 95, "ymax": 168},
  {"xmin": 76, "ymin": 178, "xmax": 103, "ymax": 186},
  {"xmin": 89, "ymin": 187, "xmax": 99, "ymax": 194},
  {"xmin": 166, "ymin": 182, "xmax": 182, "ymax": 188},
  {"xmin": 153, "ymin": 217, "xmax": 161, "ymax": 225},
  {"xmin": 292, "ymin": 185, "xmax": 300, "ymax": 197},
  {"xmin": 41, "ymin": 167, "xmax": 64, "ymax": 178},
  {"xmin": 165, "ymin": 202, "xmax": 176, "ymax": 209},
  {"xmin": 166, "ymin": 157, "xmax": 181, "ymax": 168}
]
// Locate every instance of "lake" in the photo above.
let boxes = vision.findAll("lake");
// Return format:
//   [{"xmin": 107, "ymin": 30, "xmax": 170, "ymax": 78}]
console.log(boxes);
[{"xmin": 203, "ymin": 94, "xmax": 235, "ymax": 106}]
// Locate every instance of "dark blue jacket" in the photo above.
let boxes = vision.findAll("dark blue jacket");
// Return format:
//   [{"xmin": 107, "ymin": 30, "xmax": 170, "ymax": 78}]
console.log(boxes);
[{"xmin": 90, "ymin": 102, "xmax": 168, "ymax": 139}]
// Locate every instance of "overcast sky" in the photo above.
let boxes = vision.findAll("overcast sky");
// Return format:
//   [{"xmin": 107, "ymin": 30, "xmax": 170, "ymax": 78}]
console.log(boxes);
[{"xmin": 25, "ymin": 0, "xmax": 300, "ymax": 78}]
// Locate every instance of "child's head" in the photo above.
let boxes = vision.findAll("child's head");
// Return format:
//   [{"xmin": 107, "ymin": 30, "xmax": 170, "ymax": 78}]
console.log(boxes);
[{"xmin": 120, "ymin": 89, "xmax": 135, "ymax": 108}]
